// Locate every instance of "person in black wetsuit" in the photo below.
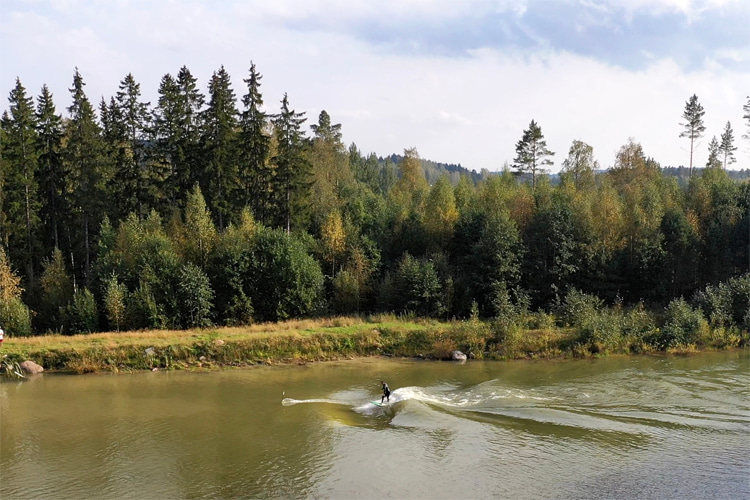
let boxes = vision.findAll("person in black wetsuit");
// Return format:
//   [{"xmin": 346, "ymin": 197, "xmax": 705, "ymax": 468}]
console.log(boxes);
[{"xmin": 381, "ymin": 381, "xmax": 391, "ymax": 404}]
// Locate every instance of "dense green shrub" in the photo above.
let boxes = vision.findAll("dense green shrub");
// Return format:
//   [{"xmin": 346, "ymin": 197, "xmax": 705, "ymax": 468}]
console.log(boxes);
[
  {"xmin": 64, "ymin": 288, "xmax": 99, "ymax": 334},
  {"xmin": 0, "ymin": 297, "xmax": 33, "ymax": 337},
  {"xmin": 693, "ymin": 273, "xmax": 750, "ymax": 331},
  {"xmin": 103, "ymin": 273, "xmax": 127, "ymax": 332},
  {"xmin": 620, "ymin": 303, "xmax": 657, "ymax": 342},
  {"xmin": 332, "ymin": 270, "xmax": 360, "ymax": 314},
  {"xmin": 126, "ymin": 279, "xmax": 165, "ymax": 330},
  {"xmin": 208, "ymin": 223, "xmax": 255, "ymax": 326},
  {"xmin": 577, "ymin": 308, "xmax": 622, "ymax": 350},
  {"xmin": 394, "ymin": 253, "xmax": 446, "ymax": 317},
  {"xmin": 38, "ymin": 247, "xmax": 73, "ymax": 333},
  {"xmin": 248, "ymin": 228, "xmax": 324, "ymax": 322},
  {"xmin": 177, "ymin": 263, "xmax": 214, "ymax": 328},
  {"xmin": 658, "ymin": 298, "xmax": 709, "ymax": 349},
  {"xmin": 558, "ymin": 288, "xmax": 604, "ymax": 328}
]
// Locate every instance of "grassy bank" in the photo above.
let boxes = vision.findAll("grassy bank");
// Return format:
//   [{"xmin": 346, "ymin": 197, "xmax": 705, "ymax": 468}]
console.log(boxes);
[{"xmin": 0, "ymin": 314, "xmax": 746, "ymax": 376}]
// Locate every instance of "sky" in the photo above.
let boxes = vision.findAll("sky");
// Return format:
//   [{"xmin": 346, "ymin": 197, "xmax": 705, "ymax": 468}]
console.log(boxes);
[{"xmin": 1, "ymin": 0, "xmax": 749, "ymax": 173}]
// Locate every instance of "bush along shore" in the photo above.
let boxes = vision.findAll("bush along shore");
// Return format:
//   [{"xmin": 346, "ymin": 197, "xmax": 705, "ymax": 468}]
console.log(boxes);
[{"xmin": 1, "ymin": 300, "xmax": 748, "ymax": 376}]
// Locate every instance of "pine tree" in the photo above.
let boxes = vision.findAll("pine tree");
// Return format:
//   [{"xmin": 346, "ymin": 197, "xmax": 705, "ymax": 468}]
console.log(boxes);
[
  {"xmin": 64, "ymin": 68, "xmax": 111, "ymax": 285},
  {"xmin": 706, "ymin": 136, "xmax": 722, "ymax": 169},
  {"xmin": 35, "ymin": 85, "xmax": 65, "ymax": 253},
  {"xmin": 743, "ymin": 96, "xmax": 750, "ymax": 144},
  {"xmin": 1, "ymin": 78, "xmax": 41, "ymax": 280},
  {"xmin": 201, "ymin": 65, "xmax": 238, "ymax": 229},
  {"xmin": 237, "ymin": 62, "xmax": 272, "ymax": 223},
  {"xmin": 513, "ymin": 119, "xmax": 554, "ymax": 189},
  {"xmin": 271, "ymin": 93, "xmax": 309, "ymax": 233},
  {"xmin": 719, "ymin": 121, "xmax": 737, "ymax": 169},
  {"xmin": 679, "ymin": 94, "xmax": 706, "ymax": 176}
]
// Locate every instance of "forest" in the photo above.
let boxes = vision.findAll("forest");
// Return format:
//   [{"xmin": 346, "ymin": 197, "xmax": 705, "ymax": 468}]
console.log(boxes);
[{"xmin": 1, "ymin": 63, "xmax": 749, "ymax": 342}]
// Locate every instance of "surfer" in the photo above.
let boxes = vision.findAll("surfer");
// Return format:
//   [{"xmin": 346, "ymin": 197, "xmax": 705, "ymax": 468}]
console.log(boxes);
[{"xmin": 381, "ymin": 380, "xmax": 391, "ymax": 404}]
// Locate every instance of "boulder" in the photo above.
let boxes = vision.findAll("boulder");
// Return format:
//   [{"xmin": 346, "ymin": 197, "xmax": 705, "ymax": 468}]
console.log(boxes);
[
  {"xmin": 20, "ymin": 360, "xmax": 44, "ymax": 374},
  {"xmin": 451, "ymin": 350, "xmax": 467, "ymax": 362}
]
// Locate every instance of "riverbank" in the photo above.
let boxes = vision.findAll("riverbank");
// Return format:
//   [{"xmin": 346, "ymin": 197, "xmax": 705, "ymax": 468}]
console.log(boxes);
[{"xmin": 0, "ymin": 315, "xmax": 746, "ymax": 375}]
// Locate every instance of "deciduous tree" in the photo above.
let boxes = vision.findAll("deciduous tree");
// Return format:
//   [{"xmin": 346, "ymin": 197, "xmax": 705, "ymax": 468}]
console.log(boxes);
[{"xmin": 561, "ymin": 139, "xmax": 597, "ymax": 190}]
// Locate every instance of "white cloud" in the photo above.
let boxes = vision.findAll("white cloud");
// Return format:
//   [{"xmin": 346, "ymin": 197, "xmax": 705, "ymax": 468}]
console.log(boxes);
[{"xmin": 1, "ymin": 0, "xmax": 748, "ymax": 173}]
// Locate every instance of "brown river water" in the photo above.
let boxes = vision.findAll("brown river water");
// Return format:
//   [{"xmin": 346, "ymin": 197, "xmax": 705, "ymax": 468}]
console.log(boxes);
[{"xmin": 1, "ymin": 350, "xmax": 748, "ymax": 499}]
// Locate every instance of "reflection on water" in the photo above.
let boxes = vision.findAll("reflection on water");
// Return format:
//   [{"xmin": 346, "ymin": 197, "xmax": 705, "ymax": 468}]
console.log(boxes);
[{"xmin": 1, "ymin": 351, "xmax": 748, "ymax": 499}]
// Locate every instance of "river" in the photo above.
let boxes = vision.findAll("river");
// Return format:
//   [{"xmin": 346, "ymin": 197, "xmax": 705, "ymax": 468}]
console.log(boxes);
[{"xmin": 1, "ymin": 350, "xmax": 748, "ymax": 499}]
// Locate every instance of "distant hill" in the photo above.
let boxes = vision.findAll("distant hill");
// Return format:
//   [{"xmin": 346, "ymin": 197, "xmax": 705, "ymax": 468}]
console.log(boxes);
[
  {"xmin": 381, "ymin": 154, "xmax": 750, "ymax": 187},
  {"xmin": 661, "ymin": 167, "xmax": 750, "ymax": 184},
  {"xmin": 381, "ymin": 153, "xmax": 487, "ymax": 185}
]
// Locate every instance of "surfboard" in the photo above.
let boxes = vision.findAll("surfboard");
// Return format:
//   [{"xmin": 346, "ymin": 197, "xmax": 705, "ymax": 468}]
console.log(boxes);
[{"xmin": 370, "ymin": 401, "xmax": 384, "ymax": 407}]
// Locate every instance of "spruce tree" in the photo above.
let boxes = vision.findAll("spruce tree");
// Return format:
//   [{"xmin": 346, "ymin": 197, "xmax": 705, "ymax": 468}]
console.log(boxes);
[
  {"xmin": 201, "ymin": 65, "xmax": 238, "ymax": 229},
  {"xmin": 513, "ymin": 119, "xmax": 554, "ymax": 189},
  {"xmin": 719, "ymin": 121, "xmax": 737, "ymax": 169},
  {"xmin": 743, "ymin": 96, "xmax": 750, "ymax": 144},
  {"xmin": 154, "ymin": 67, "xmax": 205, "ymax": 210},
  {"xmin": 237, "ymin": 62, "xmax": 272, "ymax": 223},
  {"xmin": 154, "ymin": 72, "xmax": 183, "ymax": 207},
  {"xmin": 271, "ymin": 93, "xmax": 309, "ymax": 233},
  {"xmin": 1, "ymin": 78, "xmax": 41, "ymax": 280},
  {"xmin": 35, "ymin": 85, "xmax": 65, "ymax": 253},
  {"xmin": 64, "ymin": 68, "xmax": 111, "ymax": 285},
  {"xmin": 113, "ymin": 73, "xmax": 155, "ymax": 217},
  {"xmin": 679, "ymin": 94, "xmax": 706, "ymax": 176}
]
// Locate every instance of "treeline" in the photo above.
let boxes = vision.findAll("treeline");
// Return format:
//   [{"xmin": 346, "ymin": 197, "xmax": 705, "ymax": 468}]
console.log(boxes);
[{"xmin": 0, "ymin": 64, "xmax": 749, "ymax": 337}]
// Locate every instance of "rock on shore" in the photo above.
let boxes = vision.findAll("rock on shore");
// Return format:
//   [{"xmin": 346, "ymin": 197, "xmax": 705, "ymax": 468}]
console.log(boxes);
[{"xmin": 20, "ymin": 360, "xmax": 44, "ymax": 374}]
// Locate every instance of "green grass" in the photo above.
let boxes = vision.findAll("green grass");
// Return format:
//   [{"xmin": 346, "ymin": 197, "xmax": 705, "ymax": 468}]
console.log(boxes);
[{"xmin": 0, "ymin": 315, "xmax": 745, "ymax": 375}]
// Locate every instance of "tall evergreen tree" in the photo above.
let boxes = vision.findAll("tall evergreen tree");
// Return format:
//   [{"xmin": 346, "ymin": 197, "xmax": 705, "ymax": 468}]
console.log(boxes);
[
  {"xmin": 201, "ymin": 65, "xmax": 238, "ymax": 229},
  {"xmin": 154, "ymin": 72, "xmax": 180, "ymax": 205},
  {"xmin": 743, "ymin": 96, "xmax": 750, "ymax": 144},
  {"xmin": 154, "ymin": 67, "xmax": 206, "ymax": 209},
  {"xmin": 112, "ymin": 73, "xmax": 155, "ymax": 218},
  {"xmin": 719, "ymin": 121, "xmax": 737, "ymax": 169},
  {"xmin": 100, "ymin": 95, "xmax": 128, "ymax": 216},
  {"xmin": 513, "ymin": 119, "xmax": 554, "ymax": 189},
  {"xmin": 679, "ymin": 94, "xmax": 706, "ymax": 176},
  {"xmin": 1, "ymin": 78, "xmax": 40, "ymax": 280},
  {"xmin": 0, "ymin": 115, "xmax": 8, "ymax": 252},
  {"xmin": 271, "ymin": 92, "xmax": 309, "ymax": 233},
  {"xmin": 35, "ymin": 85, "xmax": 65, "ymax": 253},
  {"xmin": 64, "ymin": 69, "xmax": 111, "ymax": 285},
  {"xmin": 237, "ymin": 62, "xmax": 272, "ymax": 223}
]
